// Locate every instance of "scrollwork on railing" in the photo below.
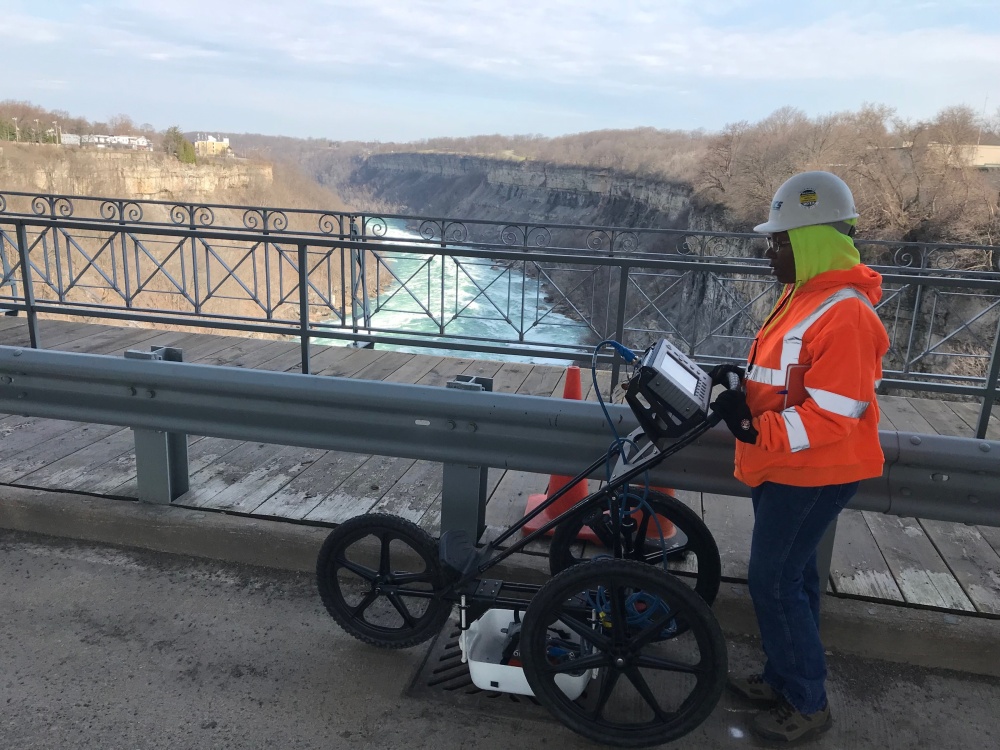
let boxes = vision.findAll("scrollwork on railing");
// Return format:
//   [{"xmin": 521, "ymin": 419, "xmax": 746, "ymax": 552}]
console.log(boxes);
[
  {"xmin": 100, "ymin": 200, "xmax": 144, "ymax": 223},
  {"xmin": 501, "ymin": 225, "xmax": 551, "ymax": 248},
  {"xmin": 32, "ymin": 196, "xmax": 73, "ymax": 218},
  {"xmin": 363, "ymin": 216, "xmax": 388, "ymax": 238},
  {"xmin": 677, "ymin": 235, "xmax": 749, "ymax": 258},
  {"xmin": 0, "ymin": 194, "xmax": 6, "ymax": 213},
  {"xmin": 892, "ymin": 245, "xmax": 925, "ymax": 269},
  {"xmin": 318, "ymin": 213, "xmax": 343, "ymax": 235},
  {"xmin": 586, "ymin": 229, "xmax": 640, "ymax": 254},
  {"xmin": 170, "ymin": 203, "xmax": 216, "ymax": 227},
  {"xmin": 243, "ymin": 208, "xmax": 289, "ymax": 232},
  {"xmin": 419, "ymin": 219, "xmax": 468, "ymax": 244}
]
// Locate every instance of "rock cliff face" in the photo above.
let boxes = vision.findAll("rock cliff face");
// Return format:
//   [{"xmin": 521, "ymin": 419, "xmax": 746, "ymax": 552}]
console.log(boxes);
[
  {"xmin": 351, "ymin": 152, "xmax": 703, "ymax": 230},
  {"xmin": 2, "ymin": 146, "xmax": 272, "ymax": 200},
  {"xmin": 348, "ymin": 152, "xmax": 754, "ymax": 353}
]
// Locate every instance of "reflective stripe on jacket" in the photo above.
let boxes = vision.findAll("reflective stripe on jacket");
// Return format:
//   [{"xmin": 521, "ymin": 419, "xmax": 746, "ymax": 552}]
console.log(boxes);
[{"xmin": 734, "ymin": 264, "xmax": 890, "ymax": 488}]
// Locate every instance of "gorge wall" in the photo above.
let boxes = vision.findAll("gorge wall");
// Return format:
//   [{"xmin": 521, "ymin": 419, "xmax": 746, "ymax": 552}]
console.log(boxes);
[
  {"xmin": 348, "ymin": 152, "xmax": 722, "ymax": 231},
  {"xmin": 0, "ymin": 145, "xmax": 273, "ymax": 201},
  {"xmin": 346, "ymin": 152, "xmax": 752, "ymax": 355}
]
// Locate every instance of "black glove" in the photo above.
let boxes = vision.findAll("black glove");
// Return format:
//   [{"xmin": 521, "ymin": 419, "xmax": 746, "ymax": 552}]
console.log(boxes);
[
  {"xmin": 712, "ymin": 389, "xmax": 759, "ymax": 444},
  {"xmin": 708, "ymin": 363, "xmax": 746, "ymax": 387}
]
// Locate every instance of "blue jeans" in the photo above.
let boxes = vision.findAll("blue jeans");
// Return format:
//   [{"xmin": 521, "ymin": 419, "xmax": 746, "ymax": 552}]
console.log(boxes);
[{"xmin": 748, "ymin": 481, "xmax": 859, "ymax": 714}]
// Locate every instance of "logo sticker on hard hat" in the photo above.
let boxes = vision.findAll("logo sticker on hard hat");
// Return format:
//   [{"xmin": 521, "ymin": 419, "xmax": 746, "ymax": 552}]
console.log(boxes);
[
  {"xmin": 772, "ymin": 200, "xmax": 783, "ymax": 211},
  {"xmin": 799, "ymin": 189, "xmax": 818, "ymax": 208}
]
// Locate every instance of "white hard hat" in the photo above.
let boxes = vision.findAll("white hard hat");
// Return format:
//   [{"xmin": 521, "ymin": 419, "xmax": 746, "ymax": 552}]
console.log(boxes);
[{"xmin": 753, "ymin": 171, "xmax": 859, "ymax": 234}]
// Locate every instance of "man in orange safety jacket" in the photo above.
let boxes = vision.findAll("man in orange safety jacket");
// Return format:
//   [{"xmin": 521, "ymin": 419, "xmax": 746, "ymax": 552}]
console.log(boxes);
[{"xmin": 710, "ymin": 171, "xmax": 889, "ymax": 744}]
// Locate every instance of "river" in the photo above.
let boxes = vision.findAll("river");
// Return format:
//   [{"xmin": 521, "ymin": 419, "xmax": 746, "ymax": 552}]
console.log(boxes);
[{"xmin": 320, "ymin": 221, "xmax": 593, "ymax": 364}]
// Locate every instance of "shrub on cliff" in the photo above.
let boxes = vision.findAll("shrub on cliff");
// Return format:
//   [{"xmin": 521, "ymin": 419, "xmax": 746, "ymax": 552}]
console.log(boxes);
[{"xmin": 163, "ymin": 126, "xmax": 196, "ymax": 164}]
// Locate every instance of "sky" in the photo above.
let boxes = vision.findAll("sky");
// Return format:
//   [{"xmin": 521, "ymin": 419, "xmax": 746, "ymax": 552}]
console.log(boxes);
[{"xmin": 1, "ymin": 0, "xmax": 999, "ymax": 142}]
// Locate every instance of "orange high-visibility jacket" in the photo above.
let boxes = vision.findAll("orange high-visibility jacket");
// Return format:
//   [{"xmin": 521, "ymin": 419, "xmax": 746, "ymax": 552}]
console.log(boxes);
[{"xmin": 735, "ymin": 264, "xmax": 890, "ymax": 488}]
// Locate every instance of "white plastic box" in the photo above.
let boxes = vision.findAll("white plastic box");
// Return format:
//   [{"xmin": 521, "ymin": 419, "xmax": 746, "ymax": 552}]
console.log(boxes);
[{"xmin": 460, "ymin": 608, "xmax": 592, "ymax": 699}]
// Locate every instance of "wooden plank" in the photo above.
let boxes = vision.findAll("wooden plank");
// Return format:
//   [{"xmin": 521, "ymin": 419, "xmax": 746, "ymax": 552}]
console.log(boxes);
[
  {"xmin": 490, "ymin": 361, "xmax": 533, "ymax": 394},
  {"xmin": 107, "ymin": 435, "xmax": 243, "ymax": 498},
  {"xmin": 876, "ymin": 395, "xmax": 936, "ymax": 433},
  {"xmin": 12, "ymin": 427, "xmax": 133, "ymax": 489},
  {"xmin": 195, "ymin": 338, "xmax": 293, "ymax": 369},
  {"xmin": 948, "ymin": 401, "xmax": 1000, "ymax": 440},
  {"xmin": 252, "ymin": 449, "xmax": 373, "ymax": 519},
  {"xmin": 369, "ymin": 460, "xmax": 443, "ymax": 524},
  {"xmin": 73, "ymin": 437, "xmax": 209, "ymax": 496},
  {"xmin": 255, "ymin": 342, "xmax": 341, "ymax": 374},
  {"xmin": 862, "ymin": 511, "xmax": 975, "ymax": 610},
  {"xmin": 350, "ymin": 350, "xmax": 417, "ymax": 382},
  {"xmin": 51, "ymin": 325, "xmax": 154, "ymax": 355},
  {"xmin": 0, "ymin": 316, "xmax": 25, "ymax": 332},
  {"xmin": 413, "ymin": 356, "xmax": 478, "ymax": 387},
  {"xmin": 0, "ymin": 417, "xmax": 90, "ymax": 461},
  {"xmin": 36, "ymin": 319, "xmax": 113, "ymax": 344},
  {"xmin": 701, "ymin": 492, "xmax": 754, "ymax": 581},
  {"xmin": 179, "ymin": 441, "xmax": 304, "ymax": 508},
  {"xmin": 663, "ymin": 489, "xmax": 703, "ymax": 576},
  {"xmin": 304, "ymin": 455, "xmax": 417, "ymax": 524},
  {"xmin": 0, "ymin": 326, "xmax": 32, "ymax": 348},
  {"xmin": 194, "ymin": 445, "xmax": 328, "ymax": 514},
  {"xmin": 829, "ymin": 509, "xmax": 904, "ymax": 601},
  {"xmin": 314, "ymin": 347, "xmax": 386, "ymax": 377},
  {"xmin": 383, "ymin": 354, "xmax": 445, "ymax": 385},
  {"xmin": 517, "ymin": 365, "xmax": 565, "ymax": 397},
  {"xmin": 417, "ymin": 493, "xmax": 444, "ymax": 537},
  {"xmin": 0, "ymin": 423, "xmax": 123, "ymax": 483},
  {"xmin": 461, "ymin": 359, "xmax": 505, "ymax": 380},
  {"xmin": 484, "ymin": 467, "xmax": 551, "ymax": 536},
  {"xmin": 183, "ymin": 334, "xmax": 269, "ymax": 363},
  {"xmin": 979, "ymin": 526, "xmax": 1000, "ymax": 559},
  {"xmin": 905, "ymin": 397, "xmax": 976, "ymax": 438},
  {"xmin": 920, "ymin": 519, "xmax": 1000, "ymax": 614},
  {"xmin": 86, "ymin": 327, "xmax": 196, "ymax": 357},
  {"xmin": 0, "ymin": 320, "xmax": 98, "ymax": 349},
  {"xmin": 584, "ymin": 368, "xmax": 614, "ymax": 404},
  {"xmin": 221, "ymin": 340, "xmax": 300, "ymax": 369}
]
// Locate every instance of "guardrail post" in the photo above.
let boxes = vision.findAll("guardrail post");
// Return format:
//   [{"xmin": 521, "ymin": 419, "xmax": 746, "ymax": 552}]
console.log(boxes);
[
  {"xmin": 124, "ymin": 346, "xmax": 190, "ymax": 504},
  {"xmin": 441, "ymin": 375, "xmax": 493, "ymax": 540}
]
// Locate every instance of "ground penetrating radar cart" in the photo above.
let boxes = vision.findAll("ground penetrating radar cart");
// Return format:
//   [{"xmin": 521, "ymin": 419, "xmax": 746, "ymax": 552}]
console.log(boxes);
[{"xmin": 316, "ymin": 339, "xmax": 737, "ymax": 747}]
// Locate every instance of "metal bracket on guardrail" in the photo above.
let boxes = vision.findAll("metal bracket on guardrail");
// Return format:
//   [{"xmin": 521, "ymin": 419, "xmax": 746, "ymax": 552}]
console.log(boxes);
[
  {"xmin": 441, "ymin": 375, "xmax": 494, "ymax": 540},
  {"xmin": 123, "ymin": 347, "xmax": 190, "ymax": 505}
]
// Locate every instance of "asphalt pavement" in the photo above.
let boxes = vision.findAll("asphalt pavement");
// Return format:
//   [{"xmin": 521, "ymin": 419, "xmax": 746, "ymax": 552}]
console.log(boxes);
[{"xmin": 2, "ymin": 528, "xmax": 998, "ymax": 750}]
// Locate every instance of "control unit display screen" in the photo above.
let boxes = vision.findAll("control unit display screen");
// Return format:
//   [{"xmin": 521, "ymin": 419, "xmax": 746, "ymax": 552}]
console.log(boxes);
[{"xmin": 651, "ymin": 345, "xmax": 700, "ymax": 397}]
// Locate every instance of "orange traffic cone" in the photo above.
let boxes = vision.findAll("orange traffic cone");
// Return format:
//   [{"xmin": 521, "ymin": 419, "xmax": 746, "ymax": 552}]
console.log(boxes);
[
  {"xmin": 521, "ymin": 365, "xmax": 681, "ymax": 543},
  {"xmin": 522, "ymin": 366, "xmax": 589, "ymax": 536}
]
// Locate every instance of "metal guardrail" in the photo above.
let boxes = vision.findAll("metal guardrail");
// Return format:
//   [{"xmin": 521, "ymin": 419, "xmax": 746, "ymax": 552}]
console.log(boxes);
[
  {"xmin": 1, "ymin": 190, "xmax": 998, "ymax": 437},
  {"xmin": 0, "ymin": 346, "xmax": 996, "ymax": 540}
]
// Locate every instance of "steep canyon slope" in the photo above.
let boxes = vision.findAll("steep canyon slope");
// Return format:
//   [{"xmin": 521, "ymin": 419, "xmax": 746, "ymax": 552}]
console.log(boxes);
[{"xmin": 343, "ymin": 152, "xmax": 754, "ymax": 355}]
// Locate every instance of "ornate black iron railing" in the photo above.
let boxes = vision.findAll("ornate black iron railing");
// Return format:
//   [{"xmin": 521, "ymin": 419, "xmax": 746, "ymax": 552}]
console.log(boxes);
[{"xmin": 1, "ymin": 190, "xmax": 998, "ymax": 437}]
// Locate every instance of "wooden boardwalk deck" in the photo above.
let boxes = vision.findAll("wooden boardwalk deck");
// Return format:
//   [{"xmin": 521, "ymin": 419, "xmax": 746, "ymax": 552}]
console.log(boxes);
[{"xmin": 1, "ymin": 316, "xmax": 999, "ymax": 616}]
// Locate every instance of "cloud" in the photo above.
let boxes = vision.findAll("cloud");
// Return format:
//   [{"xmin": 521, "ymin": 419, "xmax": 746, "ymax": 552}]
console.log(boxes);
[{"xmin": 0, "ymin": 0, "xmax": 997, "ymax": 138}]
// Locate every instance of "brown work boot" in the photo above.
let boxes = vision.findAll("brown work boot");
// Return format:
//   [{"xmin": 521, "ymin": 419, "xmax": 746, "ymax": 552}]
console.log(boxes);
[
  {"xmin": 727, "ymin": 673, "xmax": 779, "ymax": 704},
  {"xmin": 752, "ymin": 699, "xmax": 832, "ymax": 743}
]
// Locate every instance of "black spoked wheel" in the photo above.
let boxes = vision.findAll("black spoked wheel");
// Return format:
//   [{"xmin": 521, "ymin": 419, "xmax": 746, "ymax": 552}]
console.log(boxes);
[
  {"xmin": 316, "ymin": 513, "xmax": 452, "ymax": 649},
  {"xmin": 549, "ymin": 489, "xmax": 722, "ymax": 605},
  {"xmin": 520, "ymin": 559, "xmax": 727, "ymax": 748}
]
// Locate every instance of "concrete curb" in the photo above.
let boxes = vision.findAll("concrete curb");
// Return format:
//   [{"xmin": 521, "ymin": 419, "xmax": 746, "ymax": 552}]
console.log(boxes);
[{"xmin": 2, "ymin": 485, "xmax": 997, "ymax": 678}]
